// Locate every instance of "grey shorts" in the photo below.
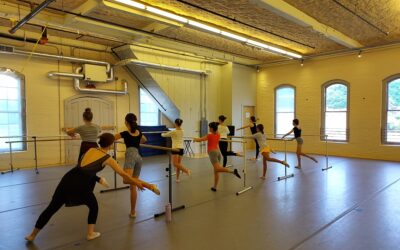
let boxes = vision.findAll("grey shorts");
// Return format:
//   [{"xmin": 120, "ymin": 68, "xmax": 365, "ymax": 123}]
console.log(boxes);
[
  {"xmin": 124, "ymin": 147, "xmax": 142, "ymax": 177},
  {"xmin": 296, "ymin": 137, "xmax": 304, "ymax": 144},
  {"xmin": 208, "ymin": 150, "xmax": 221, "ymax": 164}
]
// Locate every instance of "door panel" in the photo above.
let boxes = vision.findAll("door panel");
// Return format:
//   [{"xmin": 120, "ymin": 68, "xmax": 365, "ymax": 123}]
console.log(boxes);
[{"xmin": 64, "ymin": 96, "xmax": 114, "ymax": 164}]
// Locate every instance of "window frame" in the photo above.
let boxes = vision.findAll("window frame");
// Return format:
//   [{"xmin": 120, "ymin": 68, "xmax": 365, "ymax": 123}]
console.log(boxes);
[
  {"xmin": 321, "ymin": 80, "xmax": 350, "ymax": 142},
  {"xmin": 138, "ymin": 87, "xmax": 160, "ymax": 126},
  {"xmin": 274, "ymin": 84, "xmax": 296, "ymax": 137},
  {"xmin": 382, "ymin": 74, "xmax": 400, "ymax": 145},
  {"xmin": 0, "ymin": 67, "xmax": 27, "ymax": 153}
]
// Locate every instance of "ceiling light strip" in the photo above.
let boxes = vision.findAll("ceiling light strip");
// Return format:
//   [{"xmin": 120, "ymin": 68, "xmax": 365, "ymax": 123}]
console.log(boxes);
[{"xmin": 114, "ymin": 0, "xmax": 302, "ymax": 58}]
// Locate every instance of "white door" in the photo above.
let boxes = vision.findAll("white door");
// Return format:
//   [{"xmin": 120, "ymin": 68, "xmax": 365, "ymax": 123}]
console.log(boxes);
[{"xmin": 64, "ymin": 95, "xmax": 114, "ymax": 164}]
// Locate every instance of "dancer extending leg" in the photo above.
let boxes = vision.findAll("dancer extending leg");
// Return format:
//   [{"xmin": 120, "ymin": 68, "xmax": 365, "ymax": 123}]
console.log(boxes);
[
  {"xmin": 194, "ymin": 122, "xmax": 241, "ymax": 191},
  {"xmin": 282, "ymin": 119, "xmax": 318, "ymax": 169}
]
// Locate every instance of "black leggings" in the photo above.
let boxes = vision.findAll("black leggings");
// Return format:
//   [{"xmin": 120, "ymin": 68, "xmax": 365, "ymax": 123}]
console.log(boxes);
[
  {"xmin": 219, "ymin": 140, "xmax": 237, "ymax": 167},
  {"xmin": 35, "ymin": 193, "xmax": 98, "ymax": 229},
  {"xmin": 254, "ymin": 139, "xmax": 260, "ymax": 159}
]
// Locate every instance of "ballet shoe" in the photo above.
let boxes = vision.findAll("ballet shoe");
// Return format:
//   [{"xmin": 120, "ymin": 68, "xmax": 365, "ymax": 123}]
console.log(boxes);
[
  {"xmin": 150, "ymin": 184, "xmax": 161, "ymax": 195},
  {"xmin": 129, "ymin": 212, "xmax": 137, "ymax": 218},
  {"xmin": 259, "ymin": 176, "xmax": 266, "ymax": 180},
  {"xmin": 186, "ymin": 169, "xmax": 192, "ymax": 177},
  {"xmin": 295, "ymin": 166, "xmax": 302, "ymax": 169},
  {"xmin": 211, "ymin": 187, "xmax": 217, "ymax": 192},
  {"xmin": 233, "ymin": 169, "xmax": 241, "ymax": 179},
  {"xmin": 87, "ymin": 232, "xmax": 101, "ymax": 241},
  {"xmin": 175, "ymin": 179, "xmax": 180, "ymax": 183}
]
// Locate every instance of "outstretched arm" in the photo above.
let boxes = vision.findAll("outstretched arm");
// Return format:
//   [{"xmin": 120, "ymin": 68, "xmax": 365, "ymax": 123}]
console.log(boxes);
[
  {"xmin": 236, "ymin": 123, "xmax": 251, "ymax": 131},
  {"xmin": 101, "ymin": 125, "xmax": 116, "ymax": 130},
  {"xmin": 193, "ymin": 135, "xmax": 208, "ymax": 142},
  {"xmin": 282, "ymin": 129, "xmax": 294, "ymax": 138},
  {"xmin": 140, "ymin": 134, "xmax": 147, "ymax": 144},
  {"xmin": 62, "ymin": 127, "xmax": 77, "ymax": 137}
]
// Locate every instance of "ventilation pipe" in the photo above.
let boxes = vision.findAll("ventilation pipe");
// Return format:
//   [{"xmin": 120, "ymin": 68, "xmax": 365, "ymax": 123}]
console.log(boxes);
[
  {"xmin": 116, "ymin": 58, "xmax": 208, "ymax": 75},
  {"xmin": 0, "ymin": 47, "xmax": 113, "ymax": 81},
  {"xmin": 47, "ymin": 68, "xmax": 127, "ymax": 95}
]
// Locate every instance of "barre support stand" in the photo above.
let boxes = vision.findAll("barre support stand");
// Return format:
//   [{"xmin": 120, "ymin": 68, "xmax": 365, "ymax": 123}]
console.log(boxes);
[
  {"xmin": 154, "ymin": 151, "xmax": 185, "ymax": 219},
  {"xmin": 236, "ymin": 141, "xmax": 252, "ymax": 195},
  {"xmin": 322, "ymin": 135, "xmax": 333, "ymax": 171},
  {"xmin": 278, "ymin": 139, "xmax": 294, "ymax": 181},
  {"xmin": 1, "ymin": 142, "xmax": 19, "ymax": 174}
]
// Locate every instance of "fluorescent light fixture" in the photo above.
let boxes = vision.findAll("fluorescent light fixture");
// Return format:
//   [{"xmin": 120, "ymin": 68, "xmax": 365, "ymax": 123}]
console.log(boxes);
[
  {"xmin": 113, "ymin": 1, "xmax": 303, "ymax": 59},
  {"xmin": 220, "ymin": 31, "xmax": 247, "ymax": 42},
  {"xmin": 114, "ymin": 0, "xmax": 145, "ymax": 9},
  {"xmin": 188, "ymin": 20, "xmax": 220, "ymax": 33},
  {"xmin": 146, "ymin": 6, "xmax": 188, "ymax": 23}
]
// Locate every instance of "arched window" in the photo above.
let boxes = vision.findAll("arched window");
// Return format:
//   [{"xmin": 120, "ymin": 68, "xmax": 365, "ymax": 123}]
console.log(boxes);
[
  {"xmin": 0, "ymin": 68, "xmax": 26, "ymax": 152},
  {"xmin": 139, "ymin": 88, "xmax": 160, "ymax": 126},
  {"xmin": 322, "ymin": 81, "xmax": 349, "ymax": 141},
  {"xmin": 382, "ymin": 76, "xmax": 400, "ymax": 144},
  {"xmin": 275, "ymin": 85, "xmax": 295, "ymax": 136}
]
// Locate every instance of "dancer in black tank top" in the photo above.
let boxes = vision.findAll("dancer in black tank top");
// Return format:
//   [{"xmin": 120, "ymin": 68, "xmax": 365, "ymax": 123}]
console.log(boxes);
[
  {"xmin": 25, "ymin": 133, "xmax": 160, "ymax": 242},
  {"xmin": 237, "ymin": 116, "xmax": 259, "ymax": 160},
  {"xmin": 282, "ymin": 119, "xmax": 318, "ymax": 169}
]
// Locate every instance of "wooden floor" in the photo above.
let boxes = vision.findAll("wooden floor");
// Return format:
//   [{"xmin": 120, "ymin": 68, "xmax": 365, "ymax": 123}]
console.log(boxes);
[{"xmin": 0, "ymin": 152, "xmax": 399, "ymax": 250}]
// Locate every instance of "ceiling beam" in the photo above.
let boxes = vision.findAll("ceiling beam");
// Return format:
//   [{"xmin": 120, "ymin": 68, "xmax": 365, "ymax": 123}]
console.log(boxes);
[
  {"xmin": 70, "ymin": 0, "xmax": 100, "ymax": 16},
  {"xmin": 251, "ymin": 0, "xmax": 363, "ymax": 48}
]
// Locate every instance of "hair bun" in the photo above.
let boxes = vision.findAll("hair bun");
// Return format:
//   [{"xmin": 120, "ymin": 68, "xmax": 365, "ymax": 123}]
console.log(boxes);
[{"xmin": 85, "ymin": 108, "xmax": 91, "ymax": 112}]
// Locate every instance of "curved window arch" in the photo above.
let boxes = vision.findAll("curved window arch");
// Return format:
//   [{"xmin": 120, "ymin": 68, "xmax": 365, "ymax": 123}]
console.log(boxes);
[
  {"xmin": 0, "ymin": 68, "xmax": 26, "ymax": 152},
  {"xmin": 382, "ymin": 75, "xmax": 400, "ymax": 144},
  {"xmin": 322, "ymin": 80, "xmax": 349, "ymax": 141},
  {"xmin": 275, "ymin": 85, "xmax": 295, "ymax": 136}
]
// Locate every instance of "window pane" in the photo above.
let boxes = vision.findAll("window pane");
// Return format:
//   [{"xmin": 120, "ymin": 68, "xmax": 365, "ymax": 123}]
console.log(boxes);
[
  {"xmin": 139, "ymin": 88, "xmax": 159, "ymax": 126},
  {"xmin": 0, "ymin": 113, "xmax": 8, "ymax": 124},
  {"xmin": 0, "ymin": 75, "xmax": 18, "ymax": 88},
  {"xmin": 387, "ymin": 111, "xmax": 400, "ymax": 143},
  {"xmin": 276, "ymin": 112, "xmax": 295, "ymax": 136},
  {"xmin": 325, "ymin": 111, "xmax": 347, "ymax": 140},
  {"xmin": 7, "ymin": 100, "xmax": 19, "ymax": 112},
  {"xmin": 326, "ymin": 84, "xmax": 347, "ymax": 111},
  {"xmin": 0, "ymin": 100, "xmax": 7, "ymax": 111},
  {"xmin": 388, "ymin": 79, "xmax": 400, "ymax": 111},
  {"xmin": 276, "ymin": 87, "xmax": 295, "ymax": 112}
]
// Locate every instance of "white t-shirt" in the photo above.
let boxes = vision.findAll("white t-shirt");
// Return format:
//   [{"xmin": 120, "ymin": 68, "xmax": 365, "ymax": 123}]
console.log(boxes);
[
  {"xmin": 161, "ymin": 129, "xmax": 184, "ymax": 149},
  {"xmin": 218, "ymin": 124, "xmax": 230, "ymax": 139}
]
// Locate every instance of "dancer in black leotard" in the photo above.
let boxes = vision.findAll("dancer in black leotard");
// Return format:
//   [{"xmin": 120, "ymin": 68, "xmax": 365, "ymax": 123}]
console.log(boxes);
[
  {"xmin": 237, "ymin": 116, "xmax": 259, "ymax": 160},
  {"xmin": 282, "ymin": 119, "xmax": 318, "ymax": 169},
  {"xmin": 25, "ymin": 133, "xmax": 160, "ymax": 242},
  {"xmin": 218, "ymin": 115, "xmax": 242, "ymax": 167}
]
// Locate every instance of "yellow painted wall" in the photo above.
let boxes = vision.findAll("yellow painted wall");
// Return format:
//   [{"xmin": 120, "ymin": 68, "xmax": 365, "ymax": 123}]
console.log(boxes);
[
  {"xmin": 0, "ymin": 42, "xmax": 235, "ymax": 169},
  {"xmin": 0, "ymin": 43, "xmax": 137, "ymax": 170},
  {"xmin": 257, "ymin": 47, "xmax": 400, "ymax": 162}
]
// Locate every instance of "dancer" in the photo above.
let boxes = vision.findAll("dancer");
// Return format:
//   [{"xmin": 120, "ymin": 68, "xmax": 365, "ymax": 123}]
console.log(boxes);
[
  {"xmin": 115, "ymin": 113, "xmax": 157, "ymax": 218},
  {"xmin": 218, "ymin": 115, "xmax": 242, "ymax": 167},
  {"xmin": 245, "ymin": 124, "xmax": 289, "ymax": 179},
  {"xmin": 25, "ymin": 133, "xmax": 160, "ymax": 242},
  {"xmin": 282, "ymin": 119, "xmax": 318, "ymax": 169},
  {"xmin": 237, "ymin": 116, "xmax": 259, "ymax": 160},
  {"xmin": 63, "ymin": 108, "xmax": 113, "ymax": 187},
  {"xmin": 161, "ymin": 118, "xmax": 191, "ymax": 182},
  {"xmin": 194, "ymin": 122, "xmax": 241, "ymax": 191}
]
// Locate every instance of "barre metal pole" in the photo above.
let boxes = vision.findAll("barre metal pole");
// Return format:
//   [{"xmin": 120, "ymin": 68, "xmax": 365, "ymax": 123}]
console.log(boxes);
[
  {"xmin": 154, "ymin": 150, "xmax": 185, "ymax": 219},
  {"xmin": 322, "ymin": 135, "xmax": 333, "ymax": 171},
  {"xmin": 278, "ymin": 139, "xmax": 294, "ymax": 181},
  {"xmin": 2, "ymin": 142, "xmax": 19, "ymax": 174},
  {"xmin": 236, "ymin": 141, "xmax": 252, "ymax": 195},
  {"xmin": 100, "ymin": 142, "xmax": 130, "ymax": 193},
  {"xmin": 33, "ymin": 136, "xmax": 39, "ymax": 174}
]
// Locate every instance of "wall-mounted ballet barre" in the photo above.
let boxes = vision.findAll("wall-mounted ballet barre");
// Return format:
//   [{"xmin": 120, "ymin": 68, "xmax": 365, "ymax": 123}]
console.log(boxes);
[{"xmin": 3, "ymin": 136, "xmax": 81, "ymax": 175}]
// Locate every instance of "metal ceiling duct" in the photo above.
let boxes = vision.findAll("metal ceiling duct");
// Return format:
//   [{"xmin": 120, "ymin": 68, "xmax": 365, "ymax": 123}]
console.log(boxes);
[
  {"xmin": 115, "ymin": 58, "xmax": 208, "ymax": 75},
  {"xmin": 113, "ymin": 45, "xmax": 180, "ymax": 122}
]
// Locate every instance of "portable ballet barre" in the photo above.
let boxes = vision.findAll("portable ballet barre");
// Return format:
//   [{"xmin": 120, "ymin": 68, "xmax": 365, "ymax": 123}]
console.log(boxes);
[
  {"xmin": 140, "ymin": 144, "xmax": 185, "ymax": 219},
  {"xmin": 266, "ymin": 138, "xmax": 294, "ymax": 181},
  {"xmin": 4, "ymin": 136, "xmax": 80, "ymax": 175},
  {"xmin": 230, "ymin": 140, "xmax": 252, "ymax": 195}
]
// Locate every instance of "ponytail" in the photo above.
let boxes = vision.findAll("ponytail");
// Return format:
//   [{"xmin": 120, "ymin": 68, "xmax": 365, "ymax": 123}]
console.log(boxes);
[{"xmin": 125, "ymin": 113, "xmax": 138, "ymax": 133}]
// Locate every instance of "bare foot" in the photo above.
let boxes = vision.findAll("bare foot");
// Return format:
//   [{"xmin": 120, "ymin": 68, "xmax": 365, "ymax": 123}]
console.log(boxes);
[
  {"xmin": 25, "ymin": 235, "xmax": 35, "ymax": 242},
  {"xmin": 282, "ymin": 161, "xmax": 290, "ymax": 168},
  {"xmin": 295, "ymin": 166, "xmax": 302, "ymax": 169},
  {"xmin": 259, "ymin": 176, "xmax": 266, "ymax": 180}
]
